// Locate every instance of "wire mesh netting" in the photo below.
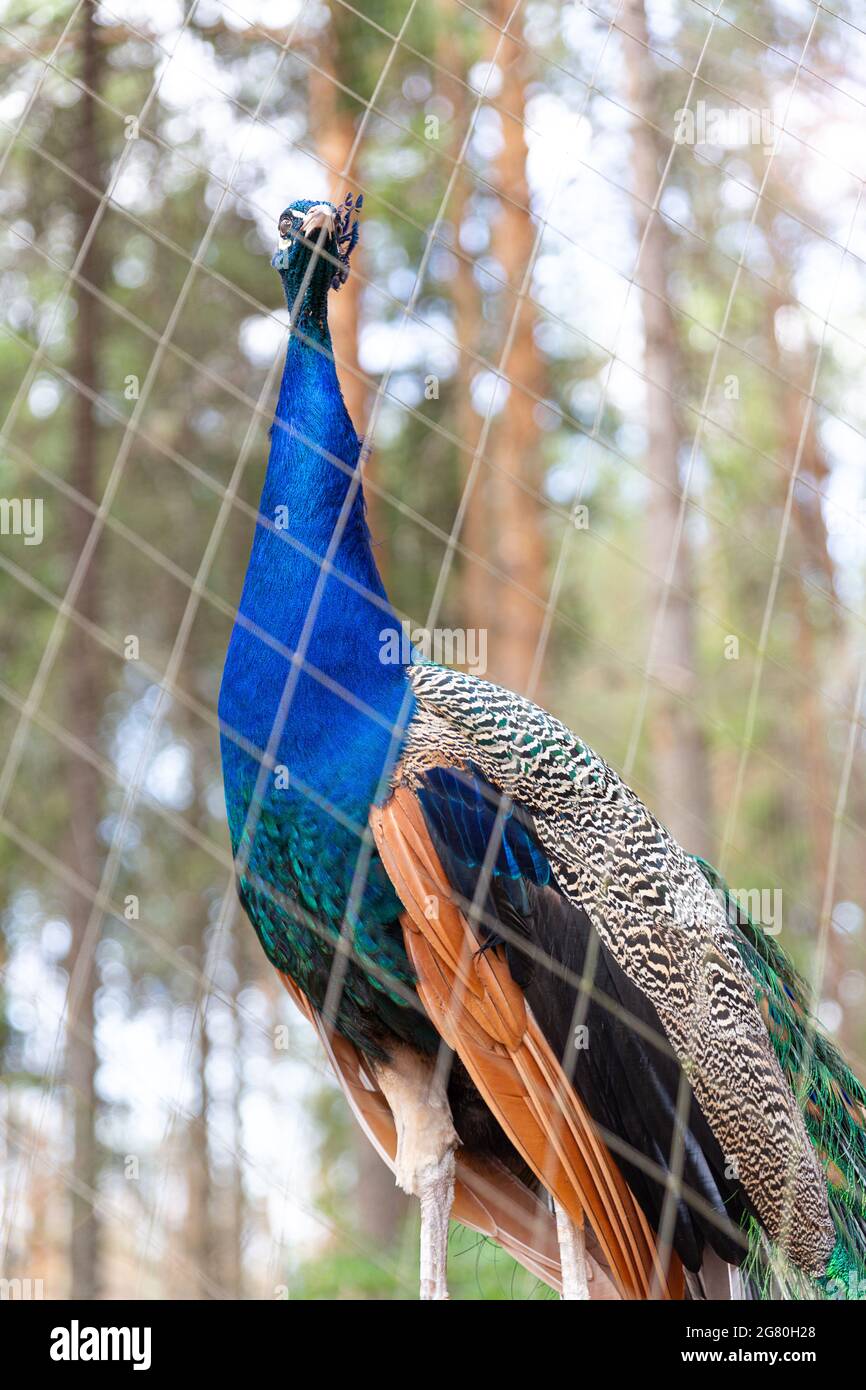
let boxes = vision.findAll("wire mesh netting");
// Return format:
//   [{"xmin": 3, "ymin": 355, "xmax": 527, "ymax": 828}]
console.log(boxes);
[{"xmin": 0, "ymin": 0, "xmax": 865, "ymax": 1301}]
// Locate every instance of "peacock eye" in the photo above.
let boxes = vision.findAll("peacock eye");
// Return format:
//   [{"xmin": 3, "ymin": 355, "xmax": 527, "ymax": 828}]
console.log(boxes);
[{"xmin": 278, "ymin": 215, "xmax": 293, "ymax": 238}]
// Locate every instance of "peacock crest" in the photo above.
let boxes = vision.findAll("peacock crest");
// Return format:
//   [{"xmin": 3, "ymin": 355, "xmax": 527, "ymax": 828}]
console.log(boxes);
[{"xmin": 331, "ymin": 190, "xmax": 363, "ymax": 290}]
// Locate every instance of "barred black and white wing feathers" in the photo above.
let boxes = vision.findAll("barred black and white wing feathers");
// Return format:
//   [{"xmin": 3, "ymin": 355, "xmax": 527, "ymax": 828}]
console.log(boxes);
[{"xmin": 391, "ymin": 663, "xmax": 835, "ymax": 1280}]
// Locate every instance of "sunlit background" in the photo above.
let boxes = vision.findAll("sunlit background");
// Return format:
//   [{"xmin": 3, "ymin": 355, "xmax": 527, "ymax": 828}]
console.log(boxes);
[{"xmin": 1, "ymin": 0, "xmax": 865, "ymax": 1298}]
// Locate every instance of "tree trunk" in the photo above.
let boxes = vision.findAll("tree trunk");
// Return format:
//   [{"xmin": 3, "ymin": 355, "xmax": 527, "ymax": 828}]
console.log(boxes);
[
  {"xmin": 225, "ymin": 907, "xmax": 246, "ymax": 1298},
  {"xmin": 308, "ymin": 55, "xmax": 384, "ymax": 571},
  {"xmin": 621, "ymin": 0, "xmax": 712, "ymax": 852},
  {"xmin": 353, "ymin": 1138, "xmax": 408, "ymax": 1250},
  {"xmin": 487, "ymin": 0, "xmax": 547, "ymax": 697},
  {"xmin": 770, "ymin": 294, "xmax": 849, "ymax": 1043},
  {"xmin": 440, "ymin": 21, "xmax": 489, "ymax": 638},
  {"xmin": 65, "ymin": 3, "xmax": 105, "ymax": 1299},
  {"xmin": 786, "ymin": 369, "xmax": 836, "ymax": 886},
  {"xmin": 188, "ymin": 895, "xmax": 214, "ymax": 1299}
]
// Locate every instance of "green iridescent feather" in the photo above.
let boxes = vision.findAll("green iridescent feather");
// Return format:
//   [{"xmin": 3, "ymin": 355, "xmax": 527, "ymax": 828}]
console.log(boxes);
[{"xmin": 694, "ymin": 856, "xmax": 866, "ymax": 1299}]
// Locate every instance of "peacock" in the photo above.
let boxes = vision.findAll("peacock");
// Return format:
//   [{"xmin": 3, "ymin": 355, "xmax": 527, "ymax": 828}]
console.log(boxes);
[{"xmin": 218, "ymin": 193, "xmax": 866, "ymax": 1301}]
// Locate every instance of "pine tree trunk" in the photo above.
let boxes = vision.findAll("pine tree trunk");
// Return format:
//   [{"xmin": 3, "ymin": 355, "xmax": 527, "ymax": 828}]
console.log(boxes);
[
  {"xmin": 770, "ymin": 294, "xmax": 848, "ymax": 1043},
  {"xmin": 440, "ymin": 21, "xmax": 488, "ymax": 638},
  {"xmin": 621, "ymin": 0, "xmax": 712, "ymax": 852},
  {"xmin": 488, "ymin": 0, "xmax": 547, "ymax": 697},
  {"xmin": 65, "ymin": 3, "xmax": 105, "ymax": 1299},
  {"xmin": 353, "ymin": 1138, "xmax": 408, "ymax": 1250},
  {"xmin": 308, "ymin": 55, "xmax": 383, "ymax": 571},
  {"xmin": 189, "ymin": 900, "xmax": 214, "ymax": 1299},
  {"xmin": 225, "ymin": 908, "xmax": 246, "ymax": 1298}
]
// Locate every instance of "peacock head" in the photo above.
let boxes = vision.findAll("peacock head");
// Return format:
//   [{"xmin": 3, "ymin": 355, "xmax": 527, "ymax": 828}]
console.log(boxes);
[{"xmin": 271, "ymin": 193, "xmax": 362, "ymax": 333}]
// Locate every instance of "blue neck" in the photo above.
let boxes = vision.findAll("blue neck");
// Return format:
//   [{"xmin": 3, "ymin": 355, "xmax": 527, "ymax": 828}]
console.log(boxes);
[{"xmin": 219, "ymin": 325, "xmax": 411, "ymax": 819}]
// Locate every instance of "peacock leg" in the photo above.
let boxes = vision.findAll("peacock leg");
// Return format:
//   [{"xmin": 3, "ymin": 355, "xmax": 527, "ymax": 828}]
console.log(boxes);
[
  {"xmin": 555, "ymin": 1200, "xmax": 591, "ymax": 1300},
  {"xmin": 372, "ymin": 1045, "xmax": 458, "ymax": 1301}
]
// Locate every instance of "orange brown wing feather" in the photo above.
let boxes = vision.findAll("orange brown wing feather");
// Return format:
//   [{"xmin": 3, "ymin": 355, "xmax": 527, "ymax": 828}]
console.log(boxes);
[{"xmin": 370, "ymin": 784, "xmax": 684, "ymax": 1301}]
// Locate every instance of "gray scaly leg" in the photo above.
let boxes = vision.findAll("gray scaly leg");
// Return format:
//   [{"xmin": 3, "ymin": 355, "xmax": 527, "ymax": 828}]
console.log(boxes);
[
  {"xmin": 373, "ymin": 1046, "xmax": 458, "ymax": 1300},
  {"xmin": 555, "ymin": 1200, "xmax": 591, "ymax": 1300}
]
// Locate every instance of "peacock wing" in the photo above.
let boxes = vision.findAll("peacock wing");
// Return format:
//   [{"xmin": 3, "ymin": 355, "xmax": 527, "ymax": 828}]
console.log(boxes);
[
  {"xmin": 369, "ymin": 783, "xmax": 682, "ymax": 1300},
  {"xmin": 400, "ymin": 663, "xmax": 834, "ymax": 1278}
]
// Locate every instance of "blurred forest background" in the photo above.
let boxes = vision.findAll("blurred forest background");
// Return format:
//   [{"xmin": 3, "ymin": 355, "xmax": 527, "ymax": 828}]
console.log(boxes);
[{"xmin": 1, "ymin": 0, "xmax": 865, "ymax": 1300}]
